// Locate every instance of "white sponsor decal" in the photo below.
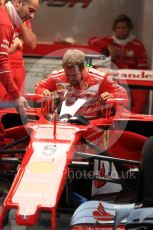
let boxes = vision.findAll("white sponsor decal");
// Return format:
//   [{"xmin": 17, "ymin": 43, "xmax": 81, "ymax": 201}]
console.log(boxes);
[
  {"xmin": 87, "ymin": 84, "xmax": 99, "ymax": 92},
  {"xmin": 1, "ymin": 44, "xmax": 9, "ymax": 49},
  {"xmin": 0, "ymin": 70, "xmax": 10, "ymax": 74},
  {"xmin": 2, "ymin": 39, "xmax": 9, "ymax": 44},
  {"xmin": 110, "ymin": 69, "xmax": 153, "ymax": 81},
  {"xmin": 0, "ymin": 52, "xmax": 8, "ymax": 56}
]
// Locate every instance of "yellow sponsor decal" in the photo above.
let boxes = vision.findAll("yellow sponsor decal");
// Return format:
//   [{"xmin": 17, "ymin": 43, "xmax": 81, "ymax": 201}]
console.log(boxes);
[
  {"xmin": 19, "ymin": 182, "xmax": 49, "ymax": 192},
  {"xmin": 28, "ymin": 161, "xmax": 56, "ymax": 174}
]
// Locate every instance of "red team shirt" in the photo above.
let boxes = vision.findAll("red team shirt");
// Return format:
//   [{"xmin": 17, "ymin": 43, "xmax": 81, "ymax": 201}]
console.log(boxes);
[
  {"xmin": 35, "ymin": 67, "xmax": 128, "ymax": 118},
  {"xmin": 88, "ymin": 36, "xmax": 148, "ymax": 69},
  {"xmin": 89, "ymin": 36, "xmax": 149, "ymax": 113},
  {"xmin": 0, "ymin": 6, "xmax": 19, "ymax": 100},
  {"xmin": 0, "ymin": 18, "xmax": 31, "ymax": 101},
  {"xmin": 0, "ymin": 5, "xmax": 20, "ymax": 148},
  {"xmin": 9, "ymin": 20, "xmax": 31, "ymax": 66}
]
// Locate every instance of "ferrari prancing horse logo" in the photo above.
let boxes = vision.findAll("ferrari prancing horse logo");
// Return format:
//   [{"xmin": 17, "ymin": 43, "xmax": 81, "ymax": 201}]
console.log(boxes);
[
  {"xmin": 83, "ymin": 82, "xmax": 88, "ymax": 90},
  {"xmin": 103, "ymin": 130, "xmax": 109, "ymax": 149}
]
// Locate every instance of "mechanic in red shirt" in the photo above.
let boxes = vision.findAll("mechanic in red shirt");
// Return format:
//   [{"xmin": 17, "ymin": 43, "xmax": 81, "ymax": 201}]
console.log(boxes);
[
  {"xmin": 0, "ymin": 0, "xmax": 39, "ymax": 115},
  {"xmin": 0, "ymin": 17, "xmax": 37, "ymax": 101},
  {"xmin": 9, "ymin": 20, "xmax": 37, "ymax": 93},
  {"xmin": 0, "ymin": 0, "xmax": 39, "ymax": 147},
  {"xmin": 0, "ymin": 18, "xmax": 37, "ymax": 101},
  {"xmin": 35, "ymin": 49, "xmax": 129, "ymax": 119},
  {"xmin": 88, "ymin": 14, "xmax": 149, "ymax": 114}
]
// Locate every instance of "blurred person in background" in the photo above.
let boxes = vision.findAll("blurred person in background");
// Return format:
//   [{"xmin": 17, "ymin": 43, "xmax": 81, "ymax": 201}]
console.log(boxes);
[{"xmin": 88, "ymin": 14, "xmax": 149, "ymax": 114}]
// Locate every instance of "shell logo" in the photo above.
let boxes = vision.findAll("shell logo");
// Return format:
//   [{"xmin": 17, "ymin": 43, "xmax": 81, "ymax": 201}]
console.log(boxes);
[{"xmin": 28, "ymin": 161, "xmax": 57, "ymax": 174}]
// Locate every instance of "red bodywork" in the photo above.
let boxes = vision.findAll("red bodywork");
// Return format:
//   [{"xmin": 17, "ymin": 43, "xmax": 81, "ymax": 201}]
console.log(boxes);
[
  {"xmin": 0, "ymin": 96, "xmax": 152, "ymax": 229},
  {"xmin": 0, "ymin": 106, "xmax": 91, "ymax": 229}
]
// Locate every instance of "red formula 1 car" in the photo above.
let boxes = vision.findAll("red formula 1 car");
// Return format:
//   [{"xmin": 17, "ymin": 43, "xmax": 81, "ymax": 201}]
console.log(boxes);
[
  {"xmin": 69, "ymin": 67, "xmax": 153, "ymax": 230},
  {"xmin": 0, "ymin": 90, "xmax": 152, "ymax": 230}
]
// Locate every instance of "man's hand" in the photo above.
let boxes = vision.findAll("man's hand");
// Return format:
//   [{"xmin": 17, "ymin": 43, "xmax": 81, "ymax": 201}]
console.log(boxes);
[
  {"xmin": 15, "ymin": 96, "xmax": 30, "ymax": 116},
  {"xmin": 101, "ymin": 92, "xmax": 114, "ymax": 101},
  {"xmin": 42, "ymin": 89, "xmax": 52, "ymax": 98},
  {"xmin": 108, "ymin": 44, "xmax": 120, "ymax": 58},
  {"xmin": 9, "ymin": 37, "xmax": 23, "ymax": 54}
]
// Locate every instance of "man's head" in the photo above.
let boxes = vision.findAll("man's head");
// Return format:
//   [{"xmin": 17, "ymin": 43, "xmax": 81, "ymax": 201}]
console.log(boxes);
[
  {"xmin": 0, "ymin": 0, "xmax": 6, "ymax": 5},
  {"xmin": 62, "ymin": 49, "xmax": 85, "ymax": 87},
  {"xmin": 112, "ymin": 14, "xmax": 133, "ymax": 40},
  {"xmin": 12, "ymin": 0, "xmax": 39, "ymax": 21}
]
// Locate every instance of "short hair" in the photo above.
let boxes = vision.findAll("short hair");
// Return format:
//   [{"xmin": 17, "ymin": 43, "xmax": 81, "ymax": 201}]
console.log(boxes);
[
  {"xmin": 63, "ymin": 49, "xmax": 85, "ymax": 69},
  {"xmin": 112, "ymin": 14, "xmax": 133, "ymax": 30}
]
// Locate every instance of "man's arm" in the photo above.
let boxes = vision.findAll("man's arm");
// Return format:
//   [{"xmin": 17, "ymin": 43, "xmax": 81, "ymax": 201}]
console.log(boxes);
[
  {"xmin": 88, "ymin": 37, "xmax": 112, "ymax": 56},
  {"xmin": 136, "ymin": 40, "xmax": 148, "ymax": 70},
  {"xmin": 100, "ymin": 75, "xmax": 129, "ymax": 107},
  {"xmin": 0, "ymin": 24, "xmax": 29, "ymax": 115},
  {"xmin": 9, "ymin": 37, "xmax": 23, "ymax": 54},
  {"xmin": 0, "ymin": 25, "xmax": 19, "ymax": 99},
  {"xmin": 20, "ymin": 22, "xmax": 37, "ymax": 49},
  {"xmin": 35, "ymin": 74, "xmax": 56, "ymax": 96}
]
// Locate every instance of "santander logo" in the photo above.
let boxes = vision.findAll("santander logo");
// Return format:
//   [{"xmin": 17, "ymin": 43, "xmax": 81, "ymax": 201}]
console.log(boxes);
[{"xmin": 110, "ymin": 69, "xmax": 153, "ymax": 81}]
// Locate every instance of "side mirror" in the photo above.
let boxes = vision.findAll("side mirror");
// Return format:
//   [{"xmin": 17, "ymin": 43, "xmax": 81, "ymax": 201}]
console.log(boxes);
[{"xmin": 105, "ymin": 98, "xmax": 129, "ymax": 118}]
